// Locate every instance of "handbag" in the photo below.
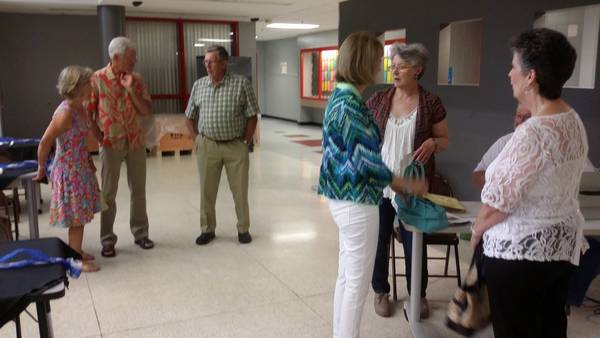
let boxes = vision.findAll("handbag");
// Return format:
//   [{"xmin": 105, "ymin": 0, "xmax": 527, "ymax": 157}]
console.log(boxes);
[
  {"xmin": 446, "ymin": 244, "xmax": 491, "ymax": 336},
  {"xmin": 394, "ymin": 160, "xmax": 449, "ymax": 233}
]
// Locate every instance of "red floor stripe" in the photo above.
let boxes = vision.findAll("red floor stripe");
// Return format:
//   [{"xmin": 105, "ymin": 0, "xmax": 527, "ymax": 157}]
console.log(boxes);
[{"xmin": 293, "ymin": 139, "xmax": 322, "ymax": 147}]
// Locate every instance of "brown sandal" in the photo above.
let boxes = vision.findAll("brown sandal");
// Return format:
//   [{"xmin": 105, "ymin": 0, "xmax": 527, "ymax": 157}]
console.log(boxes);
[{"xmin": 101, "ymin": 245, "xmax": 116, "ymax": 258}]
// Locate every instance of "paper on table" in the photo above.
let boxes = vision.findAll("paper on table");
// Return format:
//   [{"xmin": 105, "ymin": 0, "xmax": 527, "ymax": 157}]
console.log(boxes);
[
  {"xmin": 446, "ymin": 212, "xmax": 475, "ymax": 225},
  {"xmin": 424, "ymin": 193, "xmax": 466, "ymax": 212}
]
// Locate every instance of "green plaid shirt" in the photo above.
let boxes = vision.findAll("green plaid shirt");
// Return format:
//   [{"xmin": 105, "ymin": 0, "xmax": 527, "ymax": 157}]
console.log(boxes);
[{"xmin": 185, "ymin": 72, "xmax": 259, "ymax": 141}]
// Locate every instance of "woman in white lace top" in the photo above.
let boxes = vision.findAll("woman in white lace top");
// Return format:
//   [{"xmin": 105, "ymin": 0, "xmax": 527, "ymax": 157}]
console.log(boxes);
[{"xmin": 470, "ymin": 28, "xmax": 589, "ymax": 338}]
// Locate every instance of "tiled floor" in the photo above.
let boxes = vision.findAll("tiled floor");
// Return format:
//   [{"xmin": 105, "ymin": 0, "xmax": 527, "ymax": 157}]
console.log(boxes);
[{"xmin": 2, "ymin": 117, "xmax": 600, "ymax": 338}]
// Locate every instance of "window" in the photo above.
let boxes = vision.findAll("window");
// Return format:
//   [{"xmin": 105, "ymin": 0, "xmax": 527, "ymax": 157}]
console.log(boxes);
[
  {"xmin": 183, "ymin": 23, "xmax": 233, "ymax": 91},
  {"xmin": 126, "ymin": 20, "xmax": 180, "ymax": 113},
  {"xmin": 382, "ymin": 29, "xmax": 406, "ymax": 84},
  {"xmin": 534, "ymin": 4, "xmax": 599, "ymax": 89},
  {"xmin": 126, "ymin": 18, "xmax": 238, "ymax": 113},
  {"xmin": 300, "ymin": 47, "xmax": 338, "ymax": 100},
  {"xmin": 437, "ymin": 18, "xmax": 483, "ymax": 86}
]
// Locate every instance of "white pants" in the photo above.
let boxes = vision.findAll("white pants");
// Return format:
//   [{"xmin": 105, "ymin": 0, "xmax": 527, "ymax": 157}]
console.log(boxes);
[{"xmin": 329, "ymin": 199, "xmax": 379, "ymax": 338}]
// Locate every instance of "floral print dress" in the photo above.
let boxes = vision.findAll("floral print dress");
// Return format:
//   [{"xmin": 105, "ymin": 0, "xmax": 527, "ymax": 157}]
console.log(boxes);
[{"xmin": 49, "ymin": 101, "xmax": 101, "ymax": 228}]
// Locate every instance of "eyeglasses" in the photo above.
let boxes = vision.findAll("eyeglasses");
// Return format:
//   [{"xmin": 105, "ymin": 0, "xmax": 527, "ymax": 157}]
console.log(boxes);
[
  {"xmin": 204, "ymin": 60, "xmax": 222, "ymax": 66},
  {"xmin": 387, "ymin": 64, "xmax": 413, "ymax": 72}
]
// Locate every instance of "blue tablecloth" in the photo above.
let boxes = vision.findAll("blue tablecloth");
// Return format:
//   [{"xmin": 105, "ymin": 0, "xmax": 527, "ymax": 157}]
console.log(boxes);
[
  {"xmin": 0, "ymin": 138, "xmax": 39, "ymax": 163},
  {"xmin": 0, "ymin": 161, "xmax": 38, "ymax": 190},
  {"xmin": 0, "ymin": 238, "xmax": 80, "ymax": 328}
]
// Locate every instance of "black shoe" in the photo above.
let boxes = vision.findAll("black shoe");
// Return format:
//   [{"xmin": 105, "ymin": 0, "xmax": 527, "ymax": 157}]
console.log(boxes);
[
  {"xmin": 196, "ymin": 232, "xmax": 216, "ymax": 245},
  {"xmin": 134, "ymin": 237, "xmax": 155, "ymax": 250},
  {"xmin": 238, "ymin": 232, "xmax": 252, "ymax": 244}
]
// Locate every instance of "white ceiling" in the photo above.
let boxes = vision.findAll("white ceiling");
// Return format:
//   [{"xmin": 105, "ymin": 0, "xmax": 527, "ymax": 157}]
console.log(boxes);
[{"xmin": 0, "ymin": 0, "xmax": 344, "ymax": 41}]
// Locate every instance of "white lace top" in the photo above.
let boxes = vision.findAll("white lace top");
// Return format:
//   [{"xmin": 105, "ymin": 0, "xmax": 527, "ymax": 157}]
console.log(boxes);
[
  {"xmin": 381, "ymin": 108, "xmax": 417, "ymax": 208},
  {"xmin": 481, "ymin": 109, "xmax": 589, "ymax": 264}
]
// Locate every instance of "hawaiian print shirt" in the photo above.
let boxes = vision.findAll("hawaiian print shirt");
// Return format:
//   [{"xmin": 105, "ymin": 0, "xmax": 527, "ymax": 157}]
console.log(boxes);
[{"xmin": 88, "ymin": 64, "xmax": 151, "ymax": 150}]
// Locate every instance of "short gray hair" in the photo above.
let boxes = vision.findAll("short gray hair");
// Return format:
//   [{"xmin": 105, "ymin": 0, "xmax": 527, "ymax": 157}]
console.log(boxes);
[
  {"xmin": 206, "ymin": 45, "xmax": 229, "ymax": 61},
  {"xmin": 56, "ymin": 65, "xmax": 93, "ymax": 99},
  {"xmin": 108, "ymin": 36, "xmax": 136, "ymax": 59},
  {"xmin": 391, "ymin": 43, "xmax": 430, "ymax": 79}
]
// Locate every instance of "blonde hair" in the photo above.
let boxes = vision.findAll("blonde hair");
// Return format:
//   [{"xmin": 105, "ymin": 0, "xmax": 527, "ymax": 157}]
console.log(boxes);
[
  {"xmin": 56, "ymin": 66, "xmax": 93, "ymax": 99},
  {"xmin": 335, "ymin": 31, "xmax": 383, "ymax": 86}
]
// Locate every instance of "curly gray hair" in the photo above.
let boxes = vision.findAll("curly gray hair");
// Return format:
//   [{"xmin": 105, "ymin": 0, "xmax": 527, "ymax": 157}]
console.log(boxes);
[{"xmin": 390, "ymin": 43, "xmax": 430, "ymax": 79}]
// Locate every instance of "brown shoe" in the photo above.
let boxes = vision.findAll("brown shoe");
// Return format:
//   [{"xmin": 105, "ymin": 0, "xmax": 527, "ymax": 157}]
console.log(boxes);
[
  {"xmin": 374, "ymin": 293, "xmax": 392, "ymax": 317},
  {"xmin": 420, "ymin": 298, "xmax": 430, "ymax": 319}
]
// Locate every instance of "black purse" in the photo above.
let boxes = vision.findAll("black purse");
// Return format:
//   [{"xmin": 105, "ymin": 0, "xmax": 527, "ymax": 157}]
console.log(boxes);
[{"xmin": 446, "ymin": 244, "xmax": 490, "ymax": 336}]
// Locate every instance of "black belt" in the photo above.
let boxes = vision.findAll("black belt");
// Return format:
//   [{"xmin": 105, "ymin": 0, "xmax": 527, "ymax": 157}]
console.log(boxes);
[{"xmin": 201, "ymin": 134, "xmax": 240, "ymax": 143}]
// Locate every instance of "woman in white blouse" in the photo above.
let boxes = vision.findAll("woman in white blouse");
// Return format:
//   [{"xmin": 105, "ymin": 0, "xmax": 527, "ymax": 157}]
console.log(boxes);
[
  {"xmin": 366, "ymin": 43, "xmax": 449, "ymax": 318},
  {"xmin": 470, "ymin": 28, "xmax": 589, "ymax": 338}
]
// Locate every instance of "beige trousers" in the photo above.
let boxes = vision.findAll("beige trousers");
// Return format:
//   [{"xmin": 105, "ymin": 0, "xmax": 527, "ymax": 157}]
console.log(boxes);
[
  {"xmin": 100, "ymin": 145, "xmax": 149, "ymax": 246},
  {"xmin": 196, "ymin": 135, "xmax": 250, "ymax": 233}
]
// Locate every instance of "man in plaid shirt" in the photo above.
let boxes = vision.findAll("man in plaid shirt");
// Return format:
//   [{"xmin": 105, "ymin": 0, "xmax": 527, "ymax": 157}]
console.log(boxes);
[{"xmin": 185, "ymin": 45, "xmax": 259, "ymax": 245}]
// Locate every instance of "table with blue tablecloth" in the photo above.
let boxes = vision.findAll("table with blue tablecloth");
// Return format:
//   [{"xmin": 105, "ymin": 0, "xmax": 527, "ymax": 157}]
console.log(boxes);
[
  {"xmin": 0, "ymin": 237, "xmax": 81, "ymax": 338},
  {"xmin": 0, "ymin": 137, "xmax": 40, "ymax": 163}
]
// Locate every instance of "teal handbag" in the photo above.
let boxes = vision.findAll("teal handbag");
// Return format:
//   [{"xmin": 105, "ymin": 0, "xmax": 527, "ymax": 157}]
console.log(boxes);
[{"xmin": 394, "ymin": 161, "xmax": 449, "ymax": 233}]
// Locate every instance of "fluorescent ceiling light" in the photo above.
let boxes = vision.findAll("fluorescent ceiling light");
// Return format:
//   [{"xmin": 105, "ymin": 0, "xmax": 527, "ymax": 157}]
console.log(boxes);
[
  {"xmin": 194, "ymin": 43, "xmax": 206, "ymax": 48},
  {"xmin": 266, "ymin": 23, "xmax": 320, "ymax": 29},
  {"xmin": 197, "ymin": 38, "xmax": 232, "ymax": 42}
]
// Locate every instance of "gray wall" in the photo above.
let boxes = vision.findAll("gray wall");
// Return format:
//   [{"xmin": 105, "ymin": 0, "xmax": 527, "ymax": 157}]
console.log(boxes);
[
  {"xmin": 0, "ymin": 13, "xmax": 102, "ymax": 138},
  {"xmin": 0, "ymin": 13, "xmax": 258, "ymax": 138},
  {"xmin": 256, "ymin": 41, "xmax": 267, "ymax": 113},
  {"xmin": 340, "ymin": 0, "xmax": 600, "ymax": 199},
  {"xmin": 257, "ymin": 37, "xmax": 301, "ymax": 121},
  {"xmin": 238, "ymin": 21, "xmax": 257, "ymax": 92},
  {"xmin": 257, "ymin": 30, "xmax": 338, "ymax": 123}
]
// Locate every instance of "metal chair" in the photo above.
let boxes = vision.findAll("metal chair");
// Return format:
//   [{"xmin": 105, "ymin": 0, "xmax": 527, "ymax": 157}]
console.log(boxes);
[
  {"xmin": 389, "ymin": 172, "xmax": 462, "ymax": 301},
  {"xmin": 0, "ymin": 192, "xmax": 22, "ymax": 338}
]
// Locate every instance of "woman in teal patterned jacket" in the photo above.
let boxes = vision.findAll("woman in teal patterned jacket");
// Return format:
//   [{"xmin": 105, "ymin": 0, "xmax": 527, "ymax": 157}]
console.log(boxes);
[{"xmin": 318, "ymin": 32, "xmax": 426, "ymax": 338}]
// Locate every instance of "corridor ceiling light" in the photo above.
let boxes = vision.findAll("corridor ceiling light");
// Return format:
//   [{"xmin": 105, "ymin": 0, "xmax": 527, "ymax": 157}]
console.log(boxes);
[
  {"xmin": 194, "ymin": 43, "xmax": 206, "ymax": 47},
  {"xmin": 266, "ymin": 23, "xmax": 320, "ymax": 29},
  {"xmin": 197, "ymin": 38, "xmax": 232, "ymax": 42}
]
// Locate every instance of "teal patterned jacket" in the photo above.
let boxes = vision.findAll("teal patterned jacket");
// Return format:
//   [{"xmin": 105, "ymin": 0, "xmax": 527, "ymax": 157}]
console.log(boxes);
[{"xmin": 318, "ymin": 83, "xmax": 393, "ymax": 205}]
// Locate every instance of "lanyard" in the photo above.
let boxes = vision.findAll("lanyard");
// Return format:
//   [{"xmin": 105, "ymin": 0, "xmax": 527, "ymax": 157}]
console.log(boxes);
[{"xmin": 0, "ymin": 248, "xmax": 82, "ymax": 278}]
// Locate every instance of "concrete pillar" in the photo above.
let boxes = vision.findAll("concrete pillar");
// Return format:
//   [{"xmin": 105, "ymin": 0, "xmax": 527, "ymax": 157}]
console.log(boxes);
[{"xmin": 97, "ymin": 5, "xmax": 126, "ymax": 64}]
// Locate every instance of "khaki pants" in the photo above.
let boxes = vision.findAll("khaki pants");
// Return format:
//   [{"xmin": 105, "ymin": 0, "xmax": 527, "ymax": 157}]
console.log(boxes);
[
  {"xmin": 100, "ymin": 145, "xmax": 149, "ymax": 246},
  {"xmin": 196, "ymin": 135, "xmax": 250, "ymax": 233}
]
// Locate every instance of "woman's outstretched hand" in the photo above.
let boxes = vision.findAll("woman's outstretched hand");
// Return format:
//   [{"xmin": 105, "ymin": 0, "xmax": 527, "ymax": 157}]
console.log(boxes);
[{"xmin": 390, "ymin": 176, "xmax": 428, "ymax": 196}]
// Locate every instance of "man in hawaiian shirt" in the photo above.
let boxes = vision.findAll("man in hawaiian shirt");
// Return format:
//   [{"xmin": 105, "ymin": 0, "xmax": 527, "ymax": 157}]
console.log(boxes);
[{"xmin": 89, "ymin": 36, "xmax": 154, "ymax": 257}]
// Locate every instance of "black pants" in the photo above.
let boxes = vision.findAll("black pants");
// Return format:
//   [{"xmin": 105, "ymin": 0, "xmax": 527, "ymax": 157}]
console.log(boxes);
[
  {"xmin": 485, "ymin": 256, "xmax": 574, "ymax": 338},
  {"xmin": 371, "ymin": 198, "xmax": 428, "ymax": 297}
]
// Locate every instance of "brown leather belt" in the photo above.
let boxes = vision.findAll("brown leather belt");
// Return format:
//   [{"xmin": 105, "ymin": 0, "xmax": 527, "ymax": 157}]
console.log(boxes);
[{"xmin": 201, "ymin": 134, "xmax": 240, "ymax": 143}]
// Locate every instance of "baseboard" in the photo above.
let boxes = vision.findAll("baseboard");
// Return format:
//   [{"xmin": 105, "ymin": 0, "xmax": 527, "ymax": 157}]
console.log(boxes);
[
  {"xmin": 297, "ymin": 121, "xmax": 322, "ymax": 127},
  {"xmin": 261, "ymin": 114, "xmax": 297, "ymax": 123},
  {"xmin": 261, "ymin": 114, "xmax": 322, "ymax": 127}
]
